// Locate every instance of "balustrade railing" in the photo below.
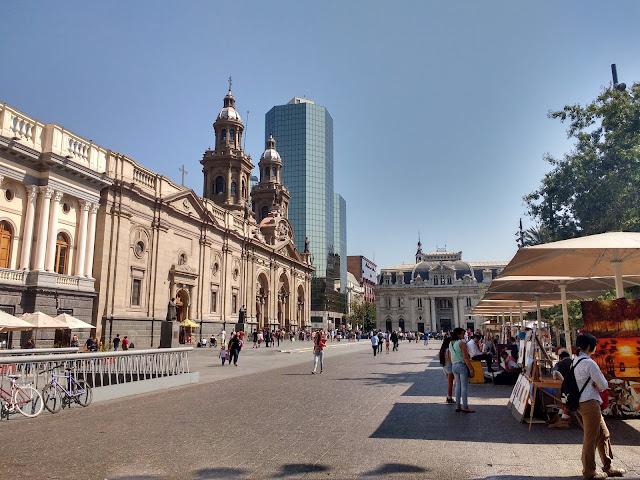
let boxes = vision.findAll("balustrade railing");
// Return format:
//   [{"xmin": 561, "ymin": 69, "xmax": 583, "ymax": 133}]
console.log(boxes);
[
  {"xmin": 0, "ymin": 268, "xmax": 25, "ymax": 283},
  {"xmin": 133, "ymin": 167, "xmax": 156, "ymax": 189},
  {"xmin": 0, "ymin": 347, "xmax": 193, "ymax": 390}
]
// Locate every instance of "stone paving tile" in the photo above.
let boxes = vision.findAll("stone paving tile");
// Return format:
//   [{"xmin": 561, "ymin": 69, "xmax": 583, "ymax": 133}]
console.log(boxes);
[{"xmin": 1, "ymin": 340, "xmax": 639, "ymax": 480}]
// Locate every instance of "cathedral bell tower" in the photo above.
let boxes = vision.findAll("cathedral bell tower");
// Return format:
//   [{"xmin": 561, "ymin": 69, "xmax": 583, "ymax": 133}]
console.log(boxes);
[
  {"xmin": 201, "ymin": 82, "xmax": 254, "ymax": 213},
  {"xmin": 251, "ymin": 135, "xmax": 291, "ymax": 223}
]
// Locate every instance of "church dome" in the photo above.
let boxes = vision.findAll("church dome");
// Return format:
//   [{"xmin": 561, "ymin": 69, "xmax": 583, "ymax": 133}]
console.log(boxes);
[
  {"xmin": 217, "ymin": 90, "xmax": 242, "ymax": 122},
  {"xmin": 260, "ymin": 135, "xmax": 282, "ymax": 163}
]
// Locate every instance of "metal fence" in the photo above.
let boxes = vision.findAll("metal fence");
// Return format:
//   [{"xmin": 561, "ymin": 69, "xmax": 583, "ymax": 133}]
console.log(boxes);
[{"xmin": 0, "ymin": 347, "xmax": 193, "ymax": 391}]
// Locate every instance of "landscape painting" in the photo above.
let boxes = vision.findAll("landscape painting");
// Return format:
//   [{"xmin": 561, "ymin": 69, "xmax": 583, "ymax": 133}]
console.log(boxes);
[{"xmin": 582, "ymin": 299, "xmax": 640, "ymax": 417}]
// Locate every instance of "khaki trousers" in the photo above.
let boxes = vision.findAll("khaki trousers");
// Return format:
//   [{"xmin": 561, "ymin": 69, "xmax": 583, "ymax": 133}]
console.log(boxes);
[{"xmin": 577, "ymin": 399, "xmax": 613, "ymax": 478}]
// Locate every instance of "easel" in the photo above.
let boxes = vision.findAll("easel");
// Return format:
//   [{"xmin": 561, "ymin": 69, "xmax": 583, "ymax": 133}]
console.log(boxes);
[{"xmin": 527, "ymin": 347, "xmax": 563, "ymax": 430}]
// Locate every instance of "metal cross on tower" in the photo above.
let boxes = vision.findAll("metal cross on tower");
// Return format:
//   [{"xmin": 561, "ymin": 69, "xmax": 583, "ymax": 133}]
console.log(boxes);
[
  {"xmin": 179, "ymin": 165, "xmax": 188, "ymax": 186},
  {"xmin": 228, "ymin": 76, "xmax": 232, "ymax": 91}
]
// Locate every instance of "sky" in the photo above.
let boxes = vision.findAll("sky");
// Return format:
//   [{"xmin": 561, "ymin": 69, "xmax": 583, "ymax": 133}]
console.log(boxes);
[{"xmin": 2, "ymin": 0, "xmax": 640, "ymax": 272}]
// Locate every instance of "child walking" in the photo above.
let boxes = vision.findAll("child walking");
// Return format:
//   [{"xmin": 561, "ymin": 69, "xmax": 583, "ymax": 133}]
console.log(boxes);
[{"xmin": 219, "ymin": 346, "xmax": 228, "ymax": 365}]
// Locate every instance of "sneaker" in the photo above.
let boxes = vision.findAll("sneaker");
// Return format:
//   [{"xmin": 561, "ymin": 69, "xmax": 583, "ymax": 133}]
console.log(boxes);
[
  {"xmin": 584, "ymin": 473, "xmax": 608, "ymax": 480},
  {"xmin": 446, "ymin": 397, "xmax": 455, "ymax": 404},
  {"xmin": 604, "ymin": 467, "xmax": 626, "ymax": 477},
  {"xmin": 311, "ymin": 371, "xmax": 315, "ymax": 375}
]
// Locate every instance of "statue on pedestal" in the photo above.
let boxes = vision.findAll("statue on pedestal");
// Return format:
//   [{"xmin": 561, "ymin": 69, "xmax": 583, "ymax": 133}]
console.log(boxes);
[{"xmin": 166, "ymin": 297, "xmax": 177, "ymax": 321}]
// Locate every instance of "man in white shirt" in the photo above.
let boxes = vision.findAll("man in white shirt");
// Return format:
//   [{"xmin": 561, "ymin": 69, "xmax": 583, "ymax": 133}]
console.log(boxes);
[
  {"xmin": 574, "ymin": 333, "xmax": 625, "ymax": 480},
  {"xmin": 466, "ymin": 334, "xmax": 495, "ymax": 372}
]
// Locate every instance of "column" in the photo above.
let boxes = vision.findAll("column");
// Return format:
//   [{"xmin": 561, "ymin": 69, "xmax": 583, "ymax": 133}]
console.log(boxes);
[
  {"xmin": 20, "ymin": 186, "xmax": 39, "ymax": 270},
  {"xmin": 226, "ymin": 167, "xmax": 232, "ymax": 203},
  {"xmin": 75, "ymin": 200, "xmax": 90, "ymax": 276},
  {"xmin": 44, "ymin": 191, "xmax": 63, "ymax": 272},
  {"xmin": 235, "ymin": 167, "xmax": 241, "ymax": 204},
  {"xmin": 34, "ymin": 187, "xmax": 54, "ymax": 270},
  {"xmin": 84, "ymin": 203, "xmax": 99, "ymax": 277},
  {"xmin": 430, "ymin": 297, "xmax": 436, "ymax": 331},
  {"xmin": 452, "ymin": 296, "xmax": 459, "ymax": 328}
]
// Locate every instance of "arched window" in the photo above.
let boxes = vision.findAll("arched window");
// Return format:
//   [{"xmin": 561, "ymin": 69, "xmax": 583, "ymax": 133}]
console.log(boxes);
[
  {"xmin": 440, "ymin": 275, "xmax": 445, "ymax": 285},
  {"xmin": 433, "ymin": 277, "xmax": 438, "ymax": 285},
  {"xmin": 272, "ymin": 167, "xmax": 277, "ymax": 178},
  {"xmin": 215, "ymin": 176, "xmax": 224, "ymax": 195},
  {"xmin": 264, "ymin": 168, "xmax": 270, "ymax": 178},
  {"xmin": 231, "ymin": 182, "xmax": 237, "ymax": 196},
  {"xmin": 55, "ymin": 233, "xmax": 69, "ymax": 275},
  {"xmin": 261, "ymin": 205, "xmax": 269, "ymax": 220},
  {"xmin": 221, "ymin": 129, "xmax": 227, "ymax": 141},
  {"xmin": 241, "ymin": 180, "xmax": 246, "ymax": 198},
  {"xmin": 0, "ymin": 221, "xmax": 12, "ymax": 269},
  {"xmin": 447, "ymin": 276, "xmax": 452, "ymax": 285},
  {"xmin": 229, "ymin": 129, "xmax": 235, "ymax": 144}
]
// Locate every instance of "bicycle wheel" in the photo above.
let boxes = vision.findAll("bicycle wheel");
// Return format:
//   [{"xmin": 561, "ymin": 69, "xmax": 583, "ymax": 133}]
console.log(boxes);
[
  {"xmin": 42, "ymin": 382, "xmax": 63, "ymax": 414},
  {"xmin": 73, "ymin": 380, "xmax": 92, "ymax": 407},
  {"xmin": 14, "ymin": 385, "xmax": 43, "ymax": 417}
]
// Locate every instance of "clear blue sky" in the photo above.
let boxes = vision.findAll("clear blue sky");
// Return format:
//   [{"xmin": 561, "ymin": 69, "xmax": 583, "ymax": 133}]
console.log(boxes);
[{"xmin": 3, "ymin": 1, "xmax": 640, "ymax": 271}]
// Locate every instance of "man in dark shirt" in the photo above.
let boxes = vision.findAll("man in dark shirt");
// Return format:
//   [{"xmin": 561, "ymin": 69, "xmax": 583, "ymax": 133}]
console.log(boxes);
[{"xmin": 113, "ymin": 334, "xmax": 121, "ymax": 351}]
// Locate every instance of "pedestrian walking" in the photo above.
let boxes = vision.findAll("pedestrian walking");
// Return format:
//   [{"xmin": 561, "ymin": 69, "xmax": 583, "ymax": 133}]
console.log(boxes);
[
  {"xmin": 424, "ymin": 331, "xmax": 429, "ymax": 346},
  {"xmin": 449, "ymin": 327, "xmax": 474, "ymax": 413},
  {"xmin": 391, "ymin": 330, "xmax": 398, "ymax": 351},
  {"xmin": 371, "ymin": 333, "xmax": 379, "ymax": 357},
  {"xmin": 439, "ymin": 336, "xmax": 454, "ymax": 404},
  {"xmin": 219, "ymin": 345, "xmax": 228, "ymax": 365},
  {"xmin": 377, "ymin": 331, "xmax": 383, "ymax": 353},
  {"xmin": 312, "ymin": 330, "xmax": 326, "ymax": 374},
  {"xmin": 574, "ymin": 333, "xmax": 626, "ymax": 480},
  {"xmin": 385, "ymin": 332, "xmax": 390, "ymax": 354},
  {"xmin": 122, "ymin": 336, "xmax": 129, "ymax": 351},
  {"xmin": 252, "ymin": 330, "xmax": 258, "ymax": 348},
  {"xmin": 228, "ymin": 333, "xmax": 241, "ymax": 366},
  {"xmin": 113, "ymin": 334, "xmax": 121, "ymax": 351}
]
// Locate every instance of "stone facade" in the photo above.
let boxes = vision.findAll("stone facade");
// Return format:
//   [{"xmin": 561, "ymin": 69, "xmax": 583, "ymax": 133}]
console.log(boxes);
[
  {"xmin": 375, "ymin": 241, "xmax": 507, "ymax": 333},
  {"xmin": 0, "ymin": 90, "xmax": 313, "ymax": 348}
]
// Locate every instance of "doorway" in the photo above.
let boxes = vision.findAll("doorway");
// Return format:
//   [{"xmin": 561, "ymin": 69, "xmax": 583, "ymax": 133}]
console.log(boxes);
[
  {"xmin": 440, "ymin": 319, "xmax": 452, "ymax": 333},
  {"xmin": 176, "ymin": 289, "xmax": 189, "ymax": 322}
]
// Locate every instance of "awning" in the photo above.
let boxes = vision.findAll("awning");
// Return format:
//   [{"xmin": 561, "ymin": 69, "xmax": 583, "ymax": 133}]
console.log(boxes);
[{"xmin": 180, "ymin": 319, "xmax": 199, "ymax": 328}]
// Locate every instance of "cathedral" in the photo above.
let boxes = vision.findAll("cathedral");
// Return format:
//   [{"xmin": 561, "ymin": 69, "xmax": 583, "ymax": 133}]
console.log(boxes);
[
  {"xmin": 375, "ymin": 240, "xmax": 507, "ymax": 333},
  {"xmin": 0, "ymin": 88, "xmax": 313, "ymax": 348}
]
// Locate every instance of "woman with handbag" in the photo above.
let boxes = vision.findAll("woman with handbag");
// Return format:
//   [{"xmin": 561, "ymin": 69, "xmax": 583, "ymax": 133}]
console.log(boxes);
[{"xmin": 449, "ymin": 327, "xmax": 475, "ymax": 413}]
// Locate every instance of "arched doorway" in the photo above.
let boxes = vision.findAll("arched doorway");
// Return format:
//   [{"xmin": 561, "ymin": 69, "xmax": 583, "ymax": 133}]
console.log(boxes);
[
  {"xmin": 277, "ymin": 273, "xmax": 290, "ymax": 331},
  {"xmin": 55, "ymin": 232, "xmax": 70, "ymax": 275},
  {"xmin": 0, "ymin": 221, "xmax": 12, "ymax": 269},
  {"xmin": 398, "ymin": 318, "xmax": 405, "ymax": 333},
  {"xmin": 176, "ymin": 289, "xmax": 189, "ymax": 322},
  {"xmin": 385, "ymin": 318, "xmax": 392, "ymax": 332}
]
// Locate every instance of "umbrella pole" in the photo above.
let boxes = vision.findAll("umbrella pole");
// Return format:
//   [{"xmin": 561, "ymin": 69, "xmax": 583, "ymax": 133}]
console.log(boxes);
[
  {"xmin": 536, "ymin": 296, "xmax": 541, "ymax": 324},
  {"xmin": 611, "ymin": 260, "xmax": 624, "ymax": 299},
  {"xmin": 560, "ymin": 284, "xmax": 571, "ymax": 350},
  {"xmin": 519, "ymin": 305, "xmax": 524, "ymax": 332}
]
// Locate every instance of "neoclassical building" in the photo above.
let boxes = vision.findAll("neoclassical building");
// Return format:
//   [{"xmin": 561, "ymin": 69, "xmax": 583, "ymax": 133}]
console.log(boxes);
[
  {"xmin": 375, "ymin": 241, "xmax": 507, "ymax": 333},
  {"xmin": 0, "ymin": 89, "xmax": 313, "ymax": 348}
]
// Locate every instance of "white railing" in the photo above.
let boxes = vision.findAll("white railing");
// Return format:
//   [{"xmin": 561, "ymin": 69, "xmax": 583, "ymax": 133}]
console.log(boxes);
[
  {"xmin": 0, "ymin": 268, "xmax": 25, "ymax": 283},
  {"xmin": 0, "ymin": 347, "xmax": 79, "ymax": 356},
  {"xmin": 0, "ymin": 347, "xmax": 193, "ymax": 390}
]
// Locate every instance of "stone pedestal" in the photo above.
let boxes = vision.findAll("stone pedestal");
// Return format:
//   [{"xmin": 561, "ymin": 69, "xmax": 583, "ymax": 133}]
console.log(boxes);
[{"xmin": 160, "ymin": 321, "xmax": 180, "ymax": 348}]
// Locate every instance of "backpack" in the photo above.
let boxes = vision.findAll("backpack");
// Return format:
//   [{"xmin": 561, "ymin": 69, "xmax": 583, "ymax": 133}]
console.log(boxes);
[{"xmin": 561, "ymin": 357, "xmax": 591, "ymax": 412}]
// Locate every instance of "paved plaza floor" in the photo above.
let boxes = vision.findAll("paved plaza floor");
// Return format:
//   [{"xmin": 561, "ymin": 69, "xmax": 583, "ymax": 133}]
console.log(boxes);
[{"xmin": 1, "ymin": 340, "xmax": 639, "ymax": 480}]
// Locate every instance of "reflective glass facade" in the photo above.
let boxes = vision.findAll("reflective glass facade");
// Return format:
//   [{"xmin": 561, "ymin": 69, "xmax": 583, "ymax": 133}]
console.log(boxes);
[
  {"xmin": 334, "ymin": 193, "xmax": 347, "ymax": 293},
  {"xmin": 265, "ymin": 101, "xmax": 334, "ymax": 279}
]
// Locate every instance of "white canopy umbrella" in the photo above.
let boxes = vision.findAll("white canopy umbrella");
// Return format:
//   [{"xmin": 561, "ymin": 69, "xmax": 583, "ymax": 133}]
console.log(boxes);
[
  {"xmin": 55, "ymin": 313, "xmax": 94, "ymax": 330},
  {"xmin": 485, "ymin": 275, "xmax": 640, "ymax": 349},
  {"xmin": 22, "ymin": 312, "xmax": 70, "ymax": 329},
  {"xmin": 498, "ymin": 232, "xmax": 640, "ymax": 299},
  {"xmin": 0, "ymin": 310, "xmax": 36, "ymax": 332}
]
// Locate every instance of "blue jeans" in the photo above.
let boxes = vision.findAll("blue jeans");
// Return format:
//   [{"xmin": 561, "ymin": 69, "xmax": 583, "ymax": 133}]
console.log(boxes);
[
  {"xmin": 313, "ymin": 351, "xmax": 324, "ymax": 372},
  {"xmin": 230, "ymin": 348, "xmax": 239, "ymax": 364},
  {"xmin": 452, "ymin": 362, "xmax": 469, "ymax": 408}
]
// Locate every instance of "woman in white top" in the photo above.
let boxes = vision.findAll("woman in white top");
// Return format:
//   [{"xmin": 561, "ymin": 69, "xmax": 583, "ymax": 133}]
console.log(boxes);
[{"xmin": 574, "ymin": 334, "xmax": 625, "ymax": 480}]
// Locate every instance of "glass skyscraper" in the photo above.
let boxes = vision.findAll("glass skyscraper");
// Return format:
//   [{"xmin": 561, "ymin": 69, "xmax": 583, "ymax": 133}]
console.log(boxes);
[
  {"xmin": 334, "ymin": 193, "xmax": 347, "ymax": 294},
  {"xmin": 265, "ymin": 97, "xmax": 346, "ymax": 310}
]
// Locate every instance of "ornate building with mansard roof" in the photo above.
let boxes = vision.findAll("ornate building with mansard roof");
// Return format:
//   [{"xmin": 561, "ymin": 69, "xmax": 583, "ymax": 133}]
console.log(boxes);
[
  {"xmin": 0, "ymin": 88, "xmax": 313, "ymax": 348},
  {"xmin": 375, "ymin": 240, "xmax": 507, "ymax": 334}
]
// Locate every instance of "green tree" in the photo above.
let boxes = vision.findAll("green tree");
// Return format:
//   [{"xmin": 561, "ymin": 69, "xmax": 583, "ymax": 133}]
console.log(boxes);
[
  {"xmin": 524, "ymin": 82, "xmax": 640, "ymax": 239},
  {"xmin": 522, "ymin": 225, "xmax": 551, "ymax": 246},
  {"xmin": 347, "ymin": 301, "xmax": 376, "ymax": 331}
]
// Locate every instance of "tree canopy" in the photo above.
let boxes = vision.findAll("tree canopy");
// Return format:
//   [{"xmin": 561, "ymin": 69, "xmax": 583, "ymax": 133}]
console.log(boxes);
[{"xmin": 524, "ymin": 82, "xmax": 640, "ymax": 240}]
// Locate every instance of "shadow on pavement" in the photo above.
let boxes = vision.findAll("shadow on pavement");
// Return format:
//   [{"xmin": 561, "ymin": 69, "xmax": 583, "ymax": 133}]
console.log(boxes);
[
  {"xmin": 361, "ymin": 463, "xmax": 427, "ymax": 476},
  {"xmin": 371, "ymin": 402, "xmax": 640, "ymax": 446},
  {"xmin": 194, "ymin": 467, "xmax": 250, "ymax": 479},
  {"xmin": 471, "ymin": 476, "xmax": 583, "ymax": 480},
  {"xmin": 272, "ymin": 463, "xmax": 330, "ymax": 477}
]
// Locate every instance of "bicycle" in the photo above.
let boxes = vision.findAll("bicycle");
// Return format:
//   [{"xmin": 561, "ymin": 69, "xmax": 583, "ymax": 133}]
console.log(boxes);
[
  {"xmin": 42, "ymin": 365, "xmax": 92, "ymax": 414},
  {"xmin": 0, "ymin": 374, "xmax": 44, "ymax": 419}
]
